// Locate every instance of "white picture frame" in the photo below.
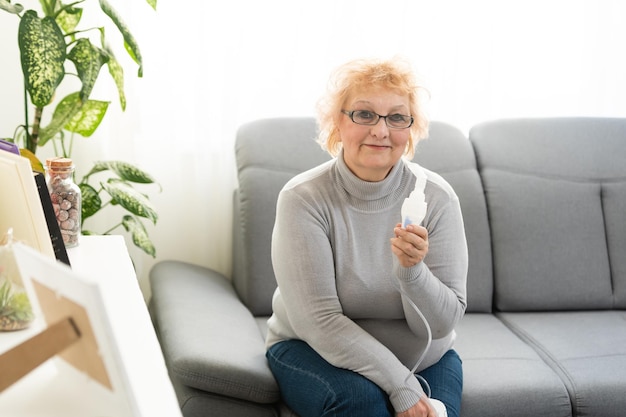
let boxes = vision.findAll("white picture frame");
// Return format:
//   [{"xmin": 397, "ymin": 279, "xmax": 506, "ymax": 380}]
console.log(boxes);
[{"xmin": 0, "ymin": 242, "xmax": 138, "ymax": 416}]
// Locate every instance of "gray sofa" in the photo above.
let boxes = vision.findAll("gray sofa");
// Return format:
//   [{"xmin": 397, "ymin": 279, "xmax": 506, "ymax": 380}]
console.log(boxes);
[{"xmin": 149, "ymin": 117, "xmax": 626, "ymax": 417}]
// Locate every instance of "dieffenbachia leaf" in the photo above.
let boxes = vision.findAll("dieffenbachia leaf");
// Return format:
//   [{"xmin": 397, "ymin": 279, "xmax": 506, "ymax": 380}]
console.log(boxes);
[
  {"xmin": 85, "ymin": 161, "xmax": 158, "ymax": 184},
  {"xmin": 122, "ymin": 215, "xmax": 156, "ymax": 257},
  {"xmin": 55, "ymin": 5, "xmax": 82, "ymax": 35},
  {"xmin": 38, "ymin": 92, "xmax": 82, "ymax": 144},
  {"xmin": 63, "ymin": 96, "xmax": 110, "ymax": 137},
  {"xmin": 98, "ymin": 0, "xmax": 143, "ymax": 77},
  {"xmin": 38, "ymin": 92, "xmax": 109, "ymax": 144},
  {"xmin": 79, "ymin": 182, "xmax": 102, "ymax": 221},
  {"xmin": 102, "ymin": 40, "xmax": 126, "ymax": 110},
  {"xmin": 102, "ymin": 180, "xmax": 158, "ymax": 223},
  {"xmin": 18, "ymin": 10, "xmax": 66, "ymax": 107},
  {"xmin": 0, "ymin": 1, "xmax": 24, "ymax": 13},
  {"xmin": 67, "ymin": 38, "xmax": 109, "ymax": 102}
]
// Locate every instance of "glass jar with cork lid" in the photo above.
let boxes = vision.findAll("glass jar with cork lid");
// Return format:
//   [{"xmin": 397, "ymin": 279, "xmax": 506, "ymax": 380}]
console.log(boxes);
[{"xmin": 46, "ymin": 157, "xmax": 81, "ymax": 248}]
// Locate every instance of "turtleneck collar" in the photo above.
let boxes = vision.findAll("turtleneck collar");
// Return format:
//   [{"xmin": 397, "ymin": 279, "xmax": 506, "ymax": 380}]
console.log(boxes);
[{"xmin": 334, "ymin": 149, "xmax": 412, "ymax": 209}]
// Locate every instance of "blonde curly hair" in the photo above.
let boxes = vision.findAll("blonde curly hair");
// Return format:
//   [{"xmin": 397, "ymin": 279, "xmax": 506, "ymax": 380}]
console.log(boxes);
[{"xmin": 316, "ymin": 57, "xmax": 429, "ymax": 159}]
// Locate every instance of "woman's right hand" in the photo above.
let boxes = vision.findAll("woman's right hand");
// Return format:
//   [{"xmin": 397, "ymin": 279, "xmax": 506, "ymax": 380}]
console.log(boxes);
[
  {"xmin": 397, "ymin": 397, "xmax": 438, "ymax": 417},
  {"xmin": 390, "ymin": 223, "xmax": 429, "ymax": 268}
]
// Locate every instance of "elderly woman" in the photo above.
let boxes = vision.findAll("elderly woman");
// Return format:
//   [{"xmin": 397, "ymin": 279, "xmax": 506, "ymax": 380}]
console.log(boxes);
[{"xmin": 265, "ymin": 57, "xmax": 468, "ymax": 417}]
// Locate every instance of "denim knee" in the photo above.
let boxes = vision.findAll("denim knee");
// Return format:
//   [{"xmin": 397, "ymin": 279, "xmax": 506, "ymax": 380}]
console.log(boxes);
[{"xmin": 267, "ymin": 340, "xmax": 393, "ymax": 417}]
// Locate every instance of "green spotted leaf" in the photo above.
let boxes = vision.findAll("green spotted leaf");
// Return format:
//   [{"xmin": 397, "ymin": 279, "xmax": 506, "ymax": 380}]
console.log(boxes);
[
  {"xmin": 105, "ymin": 50, "xmax": 126, "ymax": 110},
  {"xmin": 0, "ymin": 1, "xmax": 24, "ymax": 14},
  {"xmin": 99, "ymin": 0, "xmax": 143, "ymax": 77},
  {"xmin": 122, "ymin": 215, "xmax": 156, "ymax": 257},
  {"xmin": 18, "ymin": 10, "xmax": 66, "ymax": 107},
  {"xmin": 39, "ymin": 92, "xmax": 81, "ymax": 144},
  {"xmin": 64, "ymin": 97, "xmax": 109, "ymax": 137},
  {"xmin": 102, "ymin": 180, "xmax": 158, "ymax": 223},
  {"xmin": 79, "ymin": 182, "xmax": 102, "ymax": 221},
  {"xmin": 86, "ymin": 161, "xmax": 157, "ymax": 184},
  {"xmin": 67, "ymin": 38, "xmax": 109, "ymax": 102},
  {"xmin": 56, "ymin": 5, "xmax": 82, "ymax": 35},
  {"xmin": 84, "ymin": 161, "xmax": 111, "ymax": 177},
  {"xmin": 40, "ymin": 92, "xmax": 110, "ymax": 143}
]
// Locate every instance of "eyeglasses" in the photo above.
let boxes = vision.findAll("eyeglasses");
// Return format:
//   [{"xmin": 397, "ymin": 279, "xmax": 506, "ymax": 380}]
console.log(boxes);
[{"xmin": 342, "ymin": 110, "xmax": 414, "ymax": 129}]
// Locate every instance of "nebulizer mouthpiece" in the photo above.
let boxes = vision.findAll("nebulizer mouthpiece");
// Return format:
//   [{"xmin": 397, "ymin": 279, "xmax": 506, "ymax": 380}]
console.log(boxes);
[{"xmin": 401, "ymin": 175, "xmax": 427, "ymax": 228}]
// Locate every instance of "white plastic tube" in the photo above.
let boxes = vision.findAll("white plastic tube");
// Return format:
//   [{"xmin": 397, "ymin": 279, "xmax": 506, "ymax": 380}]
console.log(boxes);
[{"xmin": 394, "ymin": 162, "xmax": 447, "ymax": 416}]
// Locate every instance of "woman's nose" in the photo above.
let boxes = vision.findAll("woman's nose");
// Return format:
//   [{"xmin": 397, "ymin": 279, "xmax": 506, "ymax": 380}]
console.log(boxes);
[{"xmin": 370, "ymin": 117, "xmax": 389, "ymax": 138}]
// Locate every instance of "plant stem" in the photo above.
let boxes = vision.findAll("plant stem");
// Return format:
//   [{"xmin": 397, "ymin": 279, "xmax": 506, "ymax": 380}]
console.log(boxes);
[
  {"xmin": 103, "ymin": 223, "xmax": 122, "ymax": 235},
  {"xmin": 28, "ymin": 107, "xmax": 44, "ymax": 154},
  {"xmin": 55, "ymin": 1, "xmax": 87, "ymax": 18},
  {"xmin": 57, "ymin": 132, "xmax": 69, "ymax": 158},
  {"xmin": 23, "ymin": 85, "xmax": 31, "ymax": 152},
  {"xmin": 52, "ymin": 136, "xmax": 60, "ymax": 157},
  {"xmin": 68, "ymin": 131, "xmax": 75, "ymax": 157}
]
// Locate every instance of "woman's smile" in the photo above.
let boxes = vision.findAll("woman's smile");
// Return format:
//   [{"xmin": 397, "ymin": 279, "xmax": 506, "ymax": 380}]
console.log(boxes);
[{"xmin": 363, "ymin": 143, "xmax": 391, "ymax": 150}]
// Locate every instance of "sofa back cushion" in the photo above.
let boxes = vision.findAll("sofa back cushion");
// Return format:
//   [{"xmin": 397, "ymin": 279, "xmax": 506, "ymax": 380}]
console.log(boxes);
[
  {"xmin": 470, "ymin": 118, "xmax": 626, "ymax": 311},
  {"xmin": 233, "ymin": 118, "xmax": 329, "ymax": 315},
  {"xmin": 233, "ymin": 118, "xmax": 493, "ymax": 315},
  {"xmin": 412, "ymin": 123, "xmax": 493, "ymax": 313}
]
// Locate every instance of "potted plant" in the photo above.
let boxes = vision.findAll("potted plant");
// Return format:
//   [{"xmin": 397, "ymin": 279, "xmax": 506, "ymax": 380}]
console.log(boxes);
[
  {"xmin": 0, "ymin": 0, "xmax": 159, "ymax": 257},
  {"xmin": 0, "ymin": 279, "xmax": 34, "ymax": 331}
]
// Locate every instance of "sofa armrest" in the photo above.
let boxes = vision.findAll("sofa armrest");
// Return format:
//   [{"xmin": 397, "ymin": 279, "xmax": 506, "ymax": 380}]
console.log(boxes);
[{"xmin": 149, "ymin": 260, "xmax": 280, "ymax": 404}]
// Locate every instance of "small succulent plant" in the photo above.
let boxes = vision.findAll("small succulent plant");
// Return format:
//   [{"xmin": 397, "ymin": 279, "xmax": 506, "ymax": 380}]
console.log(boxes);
[{"xmin": 0, "ymin": 280, "xmax": 34, "ymax": 331}]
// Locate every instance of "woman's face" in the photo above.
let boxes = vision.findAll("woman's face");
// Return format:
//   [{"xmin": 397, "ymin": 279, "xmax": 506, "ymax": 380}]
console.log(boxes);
[{"xmin": 337, "ymin": 88, "xmax": 411, "ymax": 182}]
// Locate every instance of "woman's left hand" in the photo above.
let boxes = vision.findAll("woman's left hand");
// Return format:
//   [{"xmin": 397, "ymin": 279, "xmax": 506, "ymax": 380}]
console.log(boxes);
[{"xmin": 390, "ymin": 223, "xmax": 429, "ymax": 267}]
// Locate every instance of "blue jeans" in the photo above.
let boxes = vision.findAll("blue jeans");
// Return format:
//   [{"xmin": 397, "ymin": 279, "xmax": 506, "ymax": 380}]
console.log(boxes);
[{"xmin": 267, "ymin": 339, "xmax": 463, "ymax": 417}]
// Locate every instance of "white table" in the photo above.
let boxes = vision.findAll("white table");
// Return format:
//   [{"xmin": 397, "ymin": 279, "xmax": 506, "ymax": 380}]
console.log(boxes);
[{"xmin": 0, "ymin": 235, "xmax": 182, "ymax": 417}]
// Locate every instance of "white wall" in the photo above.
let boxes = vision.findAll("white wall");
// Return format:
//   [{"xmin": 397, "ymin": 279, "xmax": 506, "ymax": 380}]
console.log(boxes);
[{"xmin": 2, "ymin": 0, "xmax": 625, "ymax": 301}]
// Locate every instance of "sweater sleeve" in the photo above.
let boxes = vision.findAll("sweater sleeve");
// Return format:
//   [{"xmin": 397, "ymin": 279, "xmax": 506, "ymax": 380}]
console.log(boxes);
[
  {"xmin": 394, "ymin": 181, "xmax": 468, "ymax": 340},
  {"xmin": 271, "ymin": 187, "xmax": 424, "ymax": 412}
]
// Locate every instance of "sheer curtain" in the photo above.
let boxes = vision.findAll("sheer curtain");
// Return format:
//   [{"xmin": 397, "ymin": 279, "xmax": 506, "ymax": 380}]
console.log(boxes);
[{"xmin": 1, "ymin": 0, "xmax": 625, "ymax": 299}]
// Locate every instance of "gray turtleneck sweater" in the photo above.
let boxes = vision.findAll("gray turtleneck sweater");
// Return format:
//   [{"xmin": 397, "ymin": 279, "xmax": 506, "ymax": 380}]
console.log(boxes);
[{"xmin": 266, "ymin": 152, "xmax": 468, "ymax": 412}]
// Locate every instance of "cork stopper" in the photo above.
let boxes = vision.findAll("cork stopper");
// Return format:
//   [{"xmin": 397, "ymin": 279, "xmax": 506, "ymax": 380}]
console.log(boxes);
[{"xmin": 47, "ymin": 157, "xmax": 74, "ymax": 168}]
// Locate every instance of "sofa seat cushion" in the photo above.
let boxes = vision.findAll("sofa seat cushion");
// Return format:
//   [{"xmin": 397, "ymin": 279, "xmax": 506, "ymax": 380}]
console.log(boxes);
[
  {"xmin": 150, "ymin": 261, "xmax": 280, "ymax": 404},
  {"xmin": 455, "ymin": 314, "xmax": 571, "ymax": 417},
  {"xmin": 498, "ymin": 311, "xmax": 626, "ymax": 417},
  {"xmin": 170, "ymin": 377, "xmax": 279, "ymax": 417}
]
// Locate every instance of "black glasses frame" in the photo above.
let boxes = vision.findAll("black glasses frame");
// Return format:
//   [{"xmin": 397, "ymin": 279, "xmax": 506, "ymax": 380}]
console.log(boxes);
[{"xmin": 341, "ymin": 110, "xmax": 414, "ymax": 129}]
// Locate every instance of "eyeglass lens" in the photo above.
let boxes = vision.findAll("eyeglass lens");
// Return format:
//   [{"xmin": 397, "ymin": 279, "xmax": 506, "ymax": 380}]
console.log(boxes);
[{"xmin": 349, "ymin": 110, "xmax": 412, "ymax": 128}]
